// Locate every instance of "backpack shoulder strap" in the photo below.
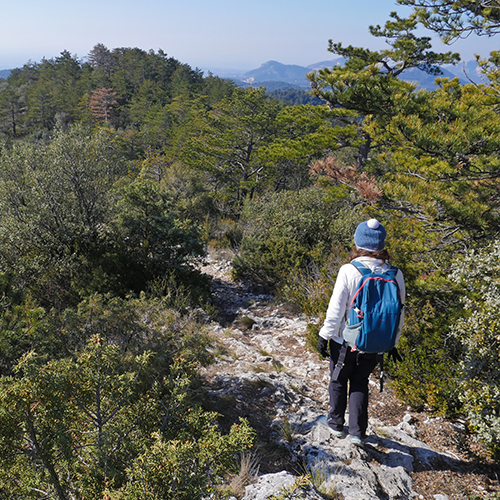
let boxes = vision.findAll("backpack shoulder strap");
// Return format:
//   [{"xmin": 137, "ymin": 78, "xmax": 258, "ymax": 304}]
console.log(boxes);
[
  {"xmin": 350, "ymin": 261, "xmax": 371, "ymax": 276},
  {"xmin": 353, "ymin": 261, "xmax": 399, "ymax": 278},
  {"xmin": 384, "ymin": 266, "xmax": 401, "ymax": 288},
  {"xmin": 386, "ymin": 265, "xmax": 399, "ymax": 276}
]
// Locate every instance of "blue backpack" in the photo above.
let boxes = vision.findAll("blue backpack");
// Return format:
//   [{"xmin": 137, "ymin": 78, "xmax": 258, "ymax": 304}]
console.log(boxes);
[{"xmin": 343, "ymin": 261, "xmax": 403, "ymax": 353}]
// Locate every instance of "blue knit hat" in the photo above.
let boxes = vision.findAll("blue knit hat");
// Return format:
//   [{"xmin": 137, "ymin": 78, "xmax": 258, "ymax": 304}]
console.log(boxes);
[{"xmin": 354, "ymin": 219, "xmax": 386, "ymax": 251}]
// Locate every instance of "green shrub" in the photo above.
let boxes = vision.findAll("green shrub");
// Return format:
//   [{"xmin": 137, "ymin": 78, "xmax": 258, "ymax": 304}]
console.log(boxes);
[
  {"xmin": 390, "ymin": 286, "xmax": 464, "ymax": 416},
  {"xmin": 277, "ymin": 245, "xmax": 348, "ymax": 317},
  {"xmin": 238, "ymin": 187, "xmax": 356, "ymax": 249},
  {"xmin": 117, "ymin": 416, "xmax": 256, "ymax": 500},
  {"xmin": 233, "ymin": 234, "xmax": 308, "ymax": 287},
  {"xmin": 0, "ymin": 125, "xmax": 125, "ymax": 309},
  {"xmin": 103, "ymin": 176, "xmax": 208, "ymax": 295},
  {"xmin": 160, "ymin": 162, "xmax": 218, "ymax": 224},
  {"xmin": 0, "ymin": 128, "xmax": 210, "ymax": 310},
  {"xmin": 232, "ymin": 188, "xmax": 360, "ymax": 290},
  {"xmin": 448, "ymin": 240, "xmax": 500, "ymax": 458},
  {"xmin": 206, "ymin": 218, "xmax": 244, "ymax": 249},
  {"xmin": 0, "ymin": 294, "xmax": 245, "ymax": 498}
]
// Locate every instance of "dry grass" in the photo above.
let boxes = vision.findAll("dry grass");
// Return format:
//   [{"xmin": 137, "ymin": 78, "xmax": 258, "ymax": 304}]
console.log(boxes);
[{"xmin": 228, "ymin": 450, "xmax": 260, "ymax": 499}]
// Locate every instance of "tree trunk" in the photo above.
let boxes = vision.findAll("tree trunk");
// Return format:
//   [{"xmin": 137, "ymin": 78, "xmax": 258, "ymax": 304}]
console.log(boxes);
[
  {"xmin": 357, "ymin": 132, "xmax": 372, "ymax": 170},
  {"xmin": 25, "ymin": 411, "xmax": 69, "ymax": 500}
]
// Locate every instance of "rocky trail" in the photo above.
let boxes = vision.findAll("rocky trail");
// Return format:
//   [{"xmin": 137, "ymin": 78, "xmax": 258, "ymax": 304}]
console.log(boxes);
[{"xmin": 198, "ymin": 250, "xmax": 500, "ymax": 500}]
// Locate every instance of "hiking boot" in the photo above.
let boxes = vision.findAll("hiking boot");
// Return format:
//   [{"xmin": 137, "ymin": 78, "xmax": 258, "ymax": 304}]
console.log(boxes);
[
  {"xmin": 317, "ymin": 416, "xmax": 346, "ymax": 438},
  {"xmin": 348, "ymin": 435, "xmax": 364, "ymax": 447},
  {"xmin": 330, "ymin": 428, "xmax": 346, "ymax": 438}
]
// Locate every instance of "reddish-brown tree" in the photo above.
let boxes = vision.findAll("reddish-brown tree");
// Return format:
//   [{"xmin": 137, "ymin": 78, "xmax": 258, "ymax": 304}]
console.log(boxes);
[{"xmin": 89, "ymin": 87, "xmax": 117, "ymax": 123}]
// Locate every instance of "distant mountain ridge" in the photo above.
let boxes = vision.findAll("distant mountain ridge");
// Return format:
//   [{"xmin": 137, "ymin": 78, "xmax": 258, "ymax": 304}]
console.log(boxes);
[
  {"xmin": 0, "ymin": 69, "xmax": 12, "ymax": 79},
  {"xmin": 229, "ymin": 58, "xmax": 479, "ymax": 91},
  {"xmin": 239, "ymin": 59, "xmax": 343, "ymax": 88},
  {"xmin": 1, "ymin": 58, "xmax": 482, "ymax": 91}
]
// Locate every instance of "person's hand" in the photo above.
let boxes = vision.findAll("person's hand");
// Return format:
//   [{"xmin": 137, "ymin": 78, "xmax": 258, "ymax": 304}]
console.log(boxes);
[
  {"xmin": 388, "ymin": 347, "xmax": 403, "ymax": 364},
  {"xmin": 318, "ymin": 336, "xmax": 329, "ymax": 358}
]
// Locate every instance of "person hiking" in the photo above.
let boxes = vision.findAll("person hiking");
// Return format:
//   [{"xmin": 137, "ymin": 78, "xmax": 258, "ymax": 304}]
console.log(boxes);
[{"xmin": 318, "ymin": 218, "xmax": 405, "ymax": 446}]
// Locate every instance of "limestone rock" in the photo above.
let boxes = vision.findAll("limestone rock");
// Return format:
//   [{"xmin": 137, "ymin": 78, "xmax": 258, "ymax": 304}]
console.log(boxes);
[{"xmin": 243, "ymin": 472, "xmax": 324, "ymax": 500}]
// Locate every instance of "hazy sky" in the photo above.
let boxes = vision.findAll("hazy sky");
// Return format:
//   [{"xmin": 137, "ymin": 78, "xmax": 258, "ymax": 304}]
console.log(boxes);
[{"xmin": 1, "ymin": 0, "xmax": 497, "ymax": 73}]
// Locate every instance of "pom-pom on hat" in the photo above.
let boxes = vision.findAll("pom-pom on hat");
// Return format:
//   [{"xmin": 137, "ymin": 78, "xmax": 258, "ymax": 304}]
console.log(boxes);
[{"xmin": 354, "ymin": 219, "xmax": 386, "ymax": 251}]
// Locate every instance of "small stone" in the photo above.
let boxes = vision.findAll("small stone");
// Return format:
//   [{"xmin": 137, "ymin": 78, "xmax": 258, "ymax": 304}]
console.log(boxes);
[
  {"xmin": 403, "ymin": 413, "xmax": 414, "ymax": 424},
  {"xmin": 260, "ymin": 387, "xmax": 272, "ymax": 396}
]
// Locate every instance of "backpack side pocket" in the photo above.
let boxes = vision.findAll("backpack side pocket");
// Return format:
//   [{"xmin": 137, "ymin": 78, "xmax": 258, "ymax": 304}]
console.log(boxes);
[{"xmin": 343, "ymin": 319, "xmax": 361, "ymax": 349}]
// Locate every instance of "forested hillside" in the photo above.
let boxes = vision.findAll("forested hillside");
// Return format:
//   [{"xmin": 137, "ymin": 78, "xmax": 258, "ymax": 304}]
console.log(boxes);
[{"xmin": 1, "ymin": 1, "xmax": 500, "ymax": 495}]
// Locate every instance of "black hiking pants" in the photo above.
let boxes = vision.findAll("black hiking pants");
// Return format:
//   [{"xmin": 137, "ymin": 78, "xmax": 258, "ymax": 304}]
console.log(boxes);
[{"xmin": 327, "ymin": 341, "xmax": 378, "ymax": 438}]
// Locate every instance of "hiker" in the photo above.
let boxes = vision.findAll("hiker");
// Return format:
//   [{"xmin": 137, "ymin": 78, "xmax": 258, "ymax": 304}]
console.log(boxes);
[{"xmin": 318, "ymin": 218, "xmax": 405, "ymax": 446}]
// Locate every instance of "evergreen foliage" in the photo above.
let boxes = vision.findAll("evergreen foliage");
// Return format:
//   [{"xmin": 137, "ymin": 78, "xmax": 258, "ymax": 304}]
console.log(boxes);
[
  {"xmin": 0, "ymin": 125, "xmax": 125, "ymax": 307},
  {"xmin": 0, "ymin": 45, "xmax": 233, "ymax": 150},
  {"xmin": 266, "ymin": 87, "xmax": 323, "ymax": 105},
  {"xmin": 232, "ymin": 188, "xmax": 360, "ymax": 289},
  {"xmin": 398, "ymin": 0, "xmax": 500, "ymax": 41},
  {"xmin": 449, "ymin": 241, "xmax": 500, "ymax": 458},
  {"xmin": 0, "ymin": 126, "xmax": 208, "ymax": 308},
  {"xmin": 0, "ymin": 294, "xmax": 255, "ymax": 498},
  {"xmin": 182, "ymin": 87, "xmax": 353, "ymax": 210}
]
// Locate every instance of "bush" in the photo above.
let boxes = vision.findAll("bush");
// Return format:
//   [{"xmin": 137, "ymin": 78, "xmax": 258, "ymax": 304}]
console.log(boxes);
[
  {"xmin": 232, "ymin": 188, "xmax": 360, "ymax": 290},
  {"xmin": 160, "ymin": 162, "xmax": 218, "ymax": 224},
  {"xmin": 205, "ymin": 217, "xmax": 244, "ymax": 250},
  {"xmin": 233, "ymin": 234, "xmax": 309, "ymax": 287},
  {"xmin": 117, "ymin": 416, "xmax": 256, "ymax": 500},
  {"xmin": 448, "ymin": 240, "xmax": 500, "ymax": 458},
  {"xmin": 0, "ymin": 125, "xmax": 125, "ymax": 309},
  {"xmin": 0, "ymin": 293, "xmax": 248, "ymax": 498},
  {"xmin": 81, "ymin": 175, "xmax": 209, "ymax": 304},
  {"xmin": 391, "ymin": 299, "xmax": 462, "ymax": 415},
  {"xmin": 277, "ymin": 245, "xmax": 348, "ymax": 317},
  {"xmin": 0, "ymin": 128, "xmax": 210, "ymax": 310}
]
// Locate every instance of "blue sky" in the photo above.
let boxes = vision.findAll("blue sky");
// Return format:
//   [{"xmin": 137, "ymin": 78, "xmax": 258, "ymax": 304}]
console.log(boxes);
[{"xmin": 1, "ymin": 0, "xmax": 497, "ymax": 73}]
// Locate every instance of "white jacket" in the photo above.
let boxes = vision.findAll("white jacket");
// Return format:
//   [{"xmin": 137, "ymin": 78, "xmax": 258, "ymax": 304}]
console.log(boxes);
[{"xmin": 318, "ymin": 256, "xmax": 406, "ymax": 345}]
